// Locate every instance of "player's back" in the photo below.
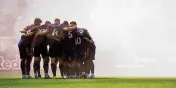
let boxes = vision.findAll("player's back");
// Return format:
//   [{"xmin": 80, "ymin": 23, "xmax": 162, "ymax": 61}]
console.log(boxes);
[
  {"xmin": 20, "ymin": 24, "xmax": 36, "ymax": 45},
  {"xmin": 75, "ymin": 28, "xmax": 87, "ymax": 50},
  {"xmin": 62, "ymin": 28, "xmax": 77, "ymax": 51},
  {"xmin": 34, "ymin": 25, "xmax": 48, "ymax": 46}
]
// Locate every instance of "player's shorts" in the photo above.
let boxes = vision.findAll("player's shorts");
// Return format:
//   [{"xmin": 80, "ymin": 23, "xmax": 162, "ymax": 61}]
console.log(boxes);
[
  {"xmin": 76, "ymin": 49, "xmax": 86, "ymax": 61},
  {"xmin": 62, "ymin": 50, "xmax": 76, "ymax": 61},
  {"xmin": 49, "ymin": 42, "xmax": 62, "ymax": 58},
  {"xmin": 18, "ymin": 44, "xmax": 31, "ymax": 59},
  {"xmin": 34, "ymin": 44, "xmax": 48, "ymax": 57},
  {"xmin": 86, "ymin": 51, "xmax": 95, "ymax": 60}
]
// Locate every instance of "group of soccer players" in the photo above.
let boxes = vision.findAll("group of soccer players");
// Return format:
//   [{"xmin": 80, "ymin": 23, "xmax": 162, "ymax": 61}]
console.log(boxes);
[{"xmin": 18, "ymin": 18, "xmax": 96, "ymax": 79}]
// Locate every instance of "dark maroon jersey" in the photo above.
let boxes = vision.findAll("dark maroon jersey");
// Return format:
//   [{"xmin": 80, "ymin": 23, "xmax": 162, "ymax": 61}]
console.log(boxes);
[
  {"xmin": 47, "ymin": 24, "xmax": 63, "ymax": 45},
  {"xmin": 62, "ymin": 28, "xmax": 77, "ymax": 51},
  {"xmin": 34, "ymin": 25, "xmax": 48, "ymax": 46},
  {"xmin": 19, "ymin": 24, "xmax": 36, "ymax": 45}
]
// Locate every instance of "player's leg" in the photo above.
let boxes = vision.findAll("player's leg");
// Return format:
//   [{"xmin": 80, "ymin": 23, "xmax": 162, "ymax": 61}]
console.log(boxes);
[
  {"xmin": 18, "ymin": 43, "xmax": 27, "ymax": 79},
  {"xmin": 57, "ymin": 45, "xmax": 63, "ymax": 78},
  {"xmin": 76, "ymin": 51, "xmax": 85, "ymax": 78},
  {"xmin": 25, "ymin": 44, "xmax": 33, "ymax": 79},
  {"xmin": 41, "ymin": 45, "xmax": 50, "ymax": 79},
  {"xmin": 70, "ymin": 51, "xmax": 77, "ymax": 78},
  {"xmin": 49, "ymin": 44, "xmax": 57, "ymax": 78},
  {"xmin": 33, "ymin": 45, "xmax": 41, "ymax": 78},
  {"xmin": 58, "ymin": 58, "xmax": 64, "ymax": 77},
  {"xmin": 38, "ymin": 57, "xmax": 42, "ymax": 78},
  {"xmin": 84, "ymin": 59, "xmax": 90, "ymax": 78},
  {"xmin": 62, "ymin": 51, "xmax": 69, "ymax": 78},
  {"xmin": 90, "ymin": 53, "xmax": 95, "ymax": 78}
]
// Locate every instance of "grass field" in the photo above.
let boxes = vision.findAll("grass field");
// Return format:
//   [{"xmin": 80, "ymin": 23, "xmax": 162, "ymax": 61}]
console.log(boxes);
[{"xmin": 0, "ymin": 77, "xmax": 176, "ymax": 88}]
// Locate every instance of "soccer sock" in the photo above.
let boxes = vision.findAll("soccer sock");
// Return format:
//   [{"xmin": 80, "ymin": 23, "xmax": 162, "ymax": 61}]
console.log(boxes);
[
  {"xmin": 90, "ymin": 60, "xmax": 94, "ymax": 74},
  {"xmin": 20, "ymin": 59, "xmax": 26, "ymax": 75},
  {"xmin": 33, "ymin": 61, "xmax": 39, "ymax": 75},
  {"xmin": 43, "ymin": 60, "xmax": 49, "ymax": 75},
  {"xmin": 59, "ymin": 64, "xmax": 64, "ymax": 76},
  {"xmin": 38, "ymin": 65, "xmax": 41, "ymax": 77},
  {"xmin": 38, "ymin": 57, "xmax": 41, "ymax": 77},
  {"xmin": 63, "ymin": 64, "xmax": 68, "ymax": 76},
  {"xmin": 51, "ymin": 63, "xmax": 56, "ymax": 77},
  {"xmin": 26, "ymin": 58, "xmax": 32, "ymax": 75},
  {"xmin": 84, "ymin": 60, "xmax": 90, "ymax": 74}
]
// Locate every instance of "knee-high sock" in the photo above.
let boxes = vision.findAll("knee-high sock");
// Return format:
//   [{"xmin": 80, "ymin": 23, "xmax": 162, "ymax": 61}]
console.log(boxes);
[
  {"xmin": 59, "ymin": 64, "xmax": 63, "ymax": 76},
  {"xmin": 20, "ymin": 59, "xmax": 26, "ymax": 75},
  {"xmin": 26, "ymin": 58, "xmax": 32, "ymax": 75},
  {"xmin": 33, "ymin": 61, "xmax": 40, "ymax": 75},
  {"xmin": 51, "ymin": 63, "xmax": 56, "ymax": 77},
  {"xmin": 43, "ymin": 57, "xmax": 49, "ymax": 74}
]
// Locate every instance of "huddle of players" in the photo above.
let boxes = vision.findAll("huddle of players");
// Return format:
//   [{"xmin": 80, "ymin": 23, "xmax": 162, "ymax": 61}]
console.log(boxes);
[{"xmin": 18, "ymin": 18, "xmax": 96, "ymax": 79}]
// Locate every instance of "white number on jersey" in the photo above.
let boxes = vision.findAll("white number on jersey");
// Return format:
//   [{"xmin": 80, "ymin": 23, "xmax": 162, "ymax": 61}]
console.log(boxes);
[
  {"xmin": 68, "ymin": 31, "xmax": 73, "ymax": 38},
  {"xmin": 39, "ymin": 29, "xmax": 47, "ymax": 33},
  {"xmin": 52, "ymin": 28, "xmax": 58, "ymax": 36},
  {"xmin": 26, "ymin": 29, "xmax": 32, "ymax": 34},
  {"xmin": 75, "ymin": 37, "xmax": 82, "ymax": 45}
]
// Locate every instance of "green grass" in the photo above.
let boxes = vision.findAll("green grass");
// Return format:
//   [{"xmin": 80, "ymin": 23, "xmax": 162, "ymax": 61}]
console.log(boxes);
[{"xmin": 0, "ymin": 77, "xmax": 176, "ymax": 88}]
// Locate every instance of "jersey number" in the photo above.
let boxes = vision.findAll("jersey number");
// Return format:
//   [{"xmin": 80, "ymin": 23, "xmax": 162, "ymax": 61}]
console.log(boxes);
[
  {"xmin": 75, "ymin": 37, "xmax": 81, "ymax": 45},
  {"xmin": 68, "ymin": 31, "xmax": 73, "ymax": 38},
  {"xmin": 52, "ymin": 29, "xmax": 58, "ymax": 35},
  {"xmin": 26, "ymin": 30, "xmax": 32, "ymax": 34},
  {"xmin": 40, "ymin": 29, "xmax": 46, "ymax": 32}
]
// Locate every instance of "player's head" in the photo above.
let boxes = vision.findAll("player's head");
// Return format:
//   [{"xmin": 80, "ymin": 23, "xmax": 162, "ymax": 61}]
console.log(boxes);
[
  {"xmin": 63, "ymin": 21, "xmax": 69, "ymax": 27},
  {"xmin": 70, "ymin": 21, "xmax": 77, "ymax": 27},
  {"xmin": 34, "ymin": 18, "xmax": 42, "ymax": 26},
  {"xmin": 54, "ymin": 18, "xmax": 60, "ymax": 25},
  {"xmin": 45, "ymin": 21, "xmax": 51, "ymax": 26}
]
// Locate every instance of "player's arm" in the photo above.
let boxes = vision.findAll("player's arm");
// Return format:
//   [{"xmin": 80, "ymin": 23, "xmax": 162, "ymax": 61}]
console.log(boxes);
[
  {"xmin": 37, "ymin": 30, "xmax": 49, "ymax": 35},
  {"xmin": 63, "ymin": 26, "xmax": 77, "ymax": 31},
  {"xmin": 53, "ymin": 35, "xmax": 62, "ymax": 39},
  {"xmin": 83, "ymin": 30, "xmax": 94, "ymax": 43},
  {"xmin": 21, "ymin": 32, "xmax": 35, "ymax": 37},
  {"xmin": 46, "ymin": 34, "xmax": 61, "ymax": 41},
  {"xmin": 46, "ymin": 26, "xmax": 61, "ymax": 41}
]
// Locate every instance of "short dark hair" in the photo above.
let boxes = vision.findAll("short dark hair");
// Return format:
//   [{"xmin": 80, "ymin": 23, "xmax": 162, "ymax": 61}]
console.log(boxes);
[
  {"xmin": 70, "ymin": 21, "xmax": 77, "ymax": 25},
  {"xmin": 63, "ymin": 21, "xmax": 69, "ymax": 25},
  {"xmin": 45, "ymin": 21, "xmax": 51, "ymax": 24},
  {"xmin": 34, "ymin": 18, "xmax": 42, "ymax": 23},
  {"xmin": 55, "ymin": 18, "xmax": 60, "ymax": 21}
]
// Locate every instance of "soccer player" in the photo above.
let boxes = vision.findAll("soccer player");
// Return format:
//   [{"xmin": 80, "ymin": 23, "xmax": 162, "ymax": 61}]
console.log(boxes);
[
  {"xmin": 18, "ymin": 18, "xmax": 42, "ymax": 79},
  {"xmin": 62, "ymin": 21, "xmax": 77, "ymax": 78},
  {"xmin": 82, "ymin": 30, "xmax": 95, "ymax": 78},
  {"xmin": 75, "ymin": 28, "xmax": 95, "ymax": 78},
  {"xmin": 85, "ymin": 43, "xmax": 96, "ymax": 78},
  {"xmin": 33, "ymin": 21, "xmax": 51, "ymax": 79},
  {"xmin": 47, "ymin": 19, "xmax": 67, "ymax": 78}
]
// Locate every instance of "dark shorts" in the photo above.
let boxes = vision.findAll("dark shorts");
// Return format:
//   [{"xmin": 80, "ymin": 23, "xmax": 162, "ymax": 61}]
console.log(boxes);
[
  {"xmin": 86, "ymin": 52, "xmax": 95, "ymax": 60},
  {"xmin": 18, "ymin": 44, "xmax": 31, "ymax": 59},
  {"xmin": 76, "ymin": 49, "xmax": 86, "ymax": 60},
  {"xmin": 34, "ymin": 44, "xmax": 48, "ymax": 57},
  {"xmin": 49, "ymin": 42, "xmax": 62, "ymax": 58},
  {"xmin": 62, "ymin": 50, "xmax": 76, "ymax": 61}
]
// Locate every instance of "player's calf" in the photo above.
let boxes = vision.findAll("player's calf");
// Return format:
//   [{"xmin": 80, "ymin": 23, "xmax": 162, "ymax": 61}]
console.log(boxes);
[
  {"xmin": 43, "ymin": 56, "xmax": 51, "ymax": 79},
  {"xmin": 33, "ymin": 57, "xmax": 40, "ymax": 79},
  {"xmin": 50, "ymin": 57, "xmax": 57, "ymax": 78}
]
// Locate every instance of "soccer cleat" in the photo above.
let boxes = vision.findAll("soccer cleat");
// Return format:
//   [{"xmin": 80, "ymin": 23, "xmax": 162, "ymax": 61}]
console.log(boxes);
[
  {"xmin": 90, "ymin": 74, "xmax": 95, "ymax": 78},
  {"xmin": 38, "ymin": 75, "xmax": 42, "ymax": 78},
  {"xmin": 34, "ymin": 75, "xmax": 39, "ymax": 79},
  {"xmin": 44, "ymin": 75, "xmax": 51, "ymax": 79},
  {"xmin": 26, "ymin": 75, "xmax": 33, "ymax": 79},
  {"xmin": 53, "ymin": 76, "xmax": 57, "ymax": 79},
  {"xmin": 63, "ymin": 75, "xmax": 67, "ymax": 79},
  {"xmin": 86, "ymin": 74, "xmax": 90, "ymax": 79},
  {"xmin": 22, "ymin": 75, "xmax": 26, "ymax": 79}
]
